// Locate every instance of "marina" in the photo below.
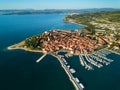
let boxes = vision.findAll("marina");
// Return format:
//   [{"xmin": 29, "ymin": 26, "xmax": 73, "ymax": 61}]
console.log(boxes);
[
  {"xmin": 34, "ymin": 48, "xmax": 116, "ymax": 90},
  {"xmin": 77, "ymin": 49, "xmax": 114, "ymax": 70}
]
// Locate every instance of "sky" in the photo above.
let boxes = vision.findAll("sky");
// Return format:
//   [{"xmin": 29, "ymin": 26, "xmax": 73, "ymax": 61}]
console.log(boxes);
[{"xmin": 0, "ymin": 0, "xmax": 120, "ymax": 10}]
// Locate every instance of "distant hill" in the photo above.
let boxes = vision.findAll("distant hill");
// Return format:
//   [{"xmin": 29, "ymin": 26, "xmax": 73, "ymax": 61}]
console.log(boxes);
[{"xmin": 0, "ymin": 8, "xmax": 120, "ymax": 15}]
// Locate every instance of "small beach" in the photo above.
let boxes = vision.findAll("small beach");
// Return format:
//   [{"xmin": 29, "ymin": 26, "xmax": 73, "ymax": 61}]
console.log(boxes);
[{"xmin": 8, "ymin": 41, "xmax": 43, "ymax": 53}]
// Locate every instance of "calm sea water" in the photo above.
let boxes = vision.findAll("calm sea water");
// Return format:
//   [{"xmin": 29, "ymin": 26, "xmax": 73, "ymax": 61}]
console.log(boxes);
[
  {"xmin": 0, "ymin": 14, "xmax": 83, "ymax": 90},
  {"xmin": 0, "ymin": 14, "xmax": 120, "ymax": 90}
]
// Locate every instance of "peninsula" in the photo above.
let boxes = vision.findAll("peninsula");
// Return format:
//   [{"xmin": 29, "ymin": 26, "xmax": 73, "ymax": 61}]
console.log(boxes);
[
  {"xmin": 7, "ymin": 11, "xmax": 120, "ymax": 90},
  {"xmin": 8, "ymin": 11, "xmax": 120, "ymax": 54},
  {"xmin": 8, "ymin": 30, "xmax": 107, "ymax": 54},
  {"xmin": 8, "ymin": 28, "xmax": 116, "ymax": 70}
]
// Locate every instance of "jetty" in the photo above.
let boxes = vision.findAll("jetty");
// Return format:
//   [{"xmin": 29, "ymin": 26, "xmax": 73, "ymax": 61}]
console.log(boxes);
[
  {"xmin": 79, "ymin": 55, "xmax": 85, "ymax": 66},
  {"xmin": 51, "ymin": 53, "xmax": 84, "ymax": 90},
  {"xmin": 36, "ymin": 53, "xmax": 47, "ymax": 63}
]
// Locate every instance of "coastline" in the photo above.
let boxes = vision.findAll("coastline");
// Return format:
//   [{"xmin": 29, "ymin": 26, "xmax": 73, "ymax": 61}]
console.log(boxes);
[
  {"xmin": 64, "ymin": 20, "xmax": 87, "ymax": 27},
  {"xmin": 7, "ymin": 41, "xmax": 43, "ymax": 53},
  {"xmin": 3, "ymin": 12, "xmax": 120, "ymax": 90}
]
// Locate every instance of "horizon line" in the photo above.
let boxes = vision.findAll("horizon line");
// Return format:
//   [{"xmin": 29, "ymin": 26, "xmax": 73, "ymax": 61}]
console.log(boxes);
[{"xmin": 0, "ymin": 8, "xmax": 120, "ymax": 10}]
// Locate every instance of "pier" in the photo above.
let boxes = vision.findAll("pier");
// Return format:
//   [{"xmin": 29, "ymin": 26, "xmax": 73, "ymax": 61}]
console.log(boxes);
[
  {"xmin": 79, "ymin": 55, "xmax": 93, "ymax": 70},
  {"xmin": 36, "ymin": 53, "xmax": 47, "ymax": 63},
  {"xmin": 79, "ymin": 55, "xmax": 85, "ymax": 66},
  {"xmin": 51, "ymin": 53, "xmax": 84, "ymax": 90},
  {"xmin": 106, "ymin": 49, "xmax": 120, "ymax": 56},
  {"xmin": 35, "ymin": 52, "xmax": 84, "ymax": 90}
]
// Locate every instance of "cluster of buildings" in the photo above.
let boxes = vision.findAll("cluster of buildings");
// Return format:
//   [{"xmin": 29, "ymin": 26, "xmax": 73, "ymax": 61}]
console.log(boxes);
[
  {"xmin": 90, "ymin": 22, "xmax": 120, "ymax": 50},
  {"xmin": 101, "ymin": 35, "xmax": 116, "ymax": 43},
  {"xmin": 38, "ymin": 30, "xmax": 106, "ymax": 54},
  {"xmin": 91, "ymin": 21, "xmax": 120, "ymax": 31}
]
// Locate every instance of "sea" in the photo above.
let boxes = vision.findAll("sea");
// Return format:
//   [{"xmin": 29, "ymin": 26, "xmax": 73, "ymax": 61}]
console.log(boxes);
[{"xmin": 0, "ymin": 14, "xmax": 120, "ymax": 90}]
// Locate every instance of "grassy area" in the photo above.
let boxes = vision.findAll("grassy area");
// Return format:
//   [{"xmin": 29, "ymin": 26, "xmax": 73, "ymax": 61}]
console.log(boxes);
[{"xmin": 64, "ymin": 11, "xmax": 120, "ymax": 25}]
